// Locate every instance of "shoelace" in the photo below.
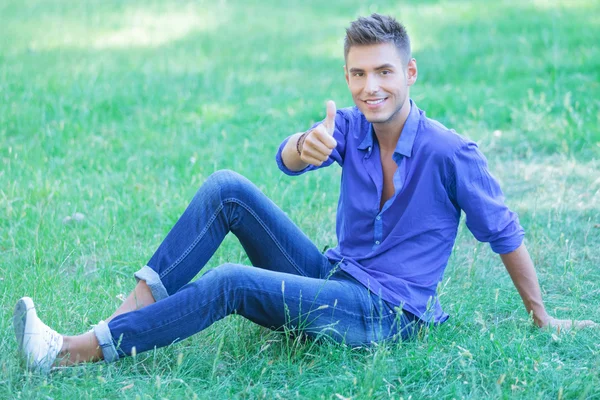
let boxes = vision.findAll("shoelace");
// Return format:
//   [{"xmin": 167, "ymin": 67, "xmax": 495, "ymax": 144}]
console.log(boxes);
[
  {"xmin": 43, "ymin": 325, "xmax": 60, "ymax": 351},
  {"xmin": 29, "ymin": 325, "xmax": 60, "ymax": 373},
  {"xmin": 32, "ymin": 324, "xmax": 61, "ymax": 364}
]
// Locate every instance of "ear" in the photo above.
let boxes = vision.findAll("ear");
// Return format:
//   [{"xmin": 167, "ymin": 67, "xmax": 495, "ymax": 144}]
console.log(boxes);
[
  {"xmin": 406, "ymin": 58, "xmax": 418, "ymax": 86},
  {"xmin": 344, "ymin": 65, "xmax": 350, "ymax": 85}
]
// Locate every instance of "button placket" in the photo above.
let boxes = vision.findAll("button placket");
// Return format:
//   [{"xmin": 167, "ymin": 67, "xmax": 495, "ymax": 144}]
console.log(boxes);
[{"xmin": 374, "ymin": 213, "xmax": 383, "ymax": 246}]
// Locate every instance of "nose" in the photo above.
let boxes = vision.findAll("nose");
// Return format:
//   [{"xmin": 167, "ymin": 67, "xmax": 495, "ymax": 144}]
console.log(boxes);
[{"xmin": 365, "ymin": 73, "xmax": 380, "ymax": 94}]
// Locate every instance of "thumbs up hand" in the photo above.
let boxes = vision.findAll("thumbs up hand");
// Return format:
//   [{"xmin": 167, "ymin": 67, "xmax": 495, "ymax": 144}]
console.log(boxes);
[{"xmin": 298, "ymin": 101, "xmax": 338, "ymax": 166}]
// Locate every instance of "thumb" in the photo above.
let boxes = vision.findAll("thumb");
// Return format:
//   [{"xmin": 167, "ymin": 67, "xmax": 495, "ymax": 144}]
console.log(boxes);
[{"xmin": 323, "ymin": 100, "xmax": 336, "ymax": 135}]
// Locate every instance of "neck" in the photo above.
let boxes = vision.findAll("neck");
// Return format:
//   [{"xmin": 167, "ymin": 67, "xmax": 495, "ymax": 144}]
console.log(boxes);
[{"xmin": 373, "ymin": 98, "xmax": 411, "ymax": 151}]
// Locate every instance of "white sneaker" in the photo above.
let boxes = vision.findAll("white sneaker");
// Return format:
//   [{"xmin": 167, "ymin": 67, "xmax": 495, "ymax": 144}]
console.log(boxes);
[{"xmin": 13, "ymin": 297, "xmax": 64, "ymax": 374}]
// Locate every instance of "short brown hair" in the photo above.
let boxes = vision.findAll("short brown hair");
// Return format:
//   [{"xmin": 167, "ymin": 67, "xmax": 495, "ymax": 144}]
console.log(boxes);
[{"xmin": 344, "ymin": 14, "xmax": 411, "ymax": 64}]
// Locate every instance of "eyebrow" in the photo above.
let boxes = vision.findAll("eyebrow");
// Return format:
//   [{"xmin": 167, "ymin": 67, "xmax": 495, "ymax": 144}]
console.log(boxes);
[
  {"xmin": 375, "ymin": 64, "xmax": 395, "ymax": 70},
  {"xmin": 348, "ymin": 64, "xmax": 395, "ymax": 73}
]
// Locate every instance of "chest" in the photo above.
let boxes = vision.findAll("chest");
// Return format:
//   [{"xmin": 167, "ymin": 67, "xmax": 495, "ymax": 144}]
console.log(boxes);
[{"xmin": 380, "ymin": 151, "xmax": 398, "ymax": 209}]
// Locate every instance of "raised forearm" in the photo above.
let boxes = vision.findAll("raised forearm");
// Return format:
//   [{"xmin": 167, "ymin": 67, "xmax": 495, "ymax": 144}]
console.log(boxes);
[{"xmin": 500, "ymin": 243, "xmax": 550, "ymax": 327}]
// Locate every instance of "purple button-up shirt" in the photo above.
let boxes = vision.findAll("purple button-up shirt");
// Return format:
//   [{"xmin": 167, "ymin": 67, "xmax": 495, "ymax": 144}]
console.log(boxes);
[{"xmin": 275, "ymin": 101, "xmax": 524, "ymax": 323}]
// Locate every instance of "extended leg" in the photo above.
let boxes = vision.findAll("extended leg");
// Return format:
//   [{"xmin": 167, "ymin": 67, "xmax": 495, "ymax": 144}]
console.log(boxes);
[{"xmin": 99, "ymin": 263, "xmax": 415, "ymax": 360}]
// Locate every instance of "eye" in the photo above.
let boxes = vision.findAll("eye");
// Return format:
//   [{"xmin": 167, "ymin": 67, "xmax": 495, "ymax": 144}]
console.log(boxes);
[
  {"xmin": 352, "ymin": 72, "xmax": 364, "ymax": 77},
  {"xmin": 380, "ymin": 70, "xmax": 392, "ymax": 76}
]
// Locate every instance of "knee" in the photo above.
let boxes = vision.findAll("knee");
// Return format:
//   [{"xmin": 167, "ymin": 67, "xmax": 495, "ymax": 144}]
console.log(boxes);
[{"xmin": 200, "ymin": 169, "xmax": 252, "ymax": 200}]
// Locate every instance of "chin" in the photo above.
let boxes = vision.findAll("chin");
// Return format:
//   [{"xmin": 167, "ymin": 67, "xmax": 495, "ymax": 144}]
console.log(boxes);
[
  {"xmin": 362, "ymin": 112, "xmax": 393, "ymax": 124},
  {"xmin": 367, "ymin": 118, "xmax": 390, "ymax": 124}
]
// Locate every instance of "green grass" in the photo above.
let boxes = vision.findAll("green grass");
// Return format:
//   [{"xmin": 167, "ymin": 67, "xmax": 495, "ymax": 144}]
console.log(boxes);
[{"xmin": 1, "ymin": 0, "xmax": 599, "ymax": 398}]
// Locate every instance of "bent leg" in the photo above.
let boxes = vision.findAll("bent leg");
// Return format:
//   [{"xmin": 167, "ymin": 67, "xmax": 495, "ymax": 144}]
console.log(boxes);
[
  {"xmin": 106, "ymin": 170, "xmax": 330, "ymax": 322},
  {"xmin": 137, "ymin": 169, "xmax": 331, "ymax": 302},
  {"xmin": 97, "ymin": 264, "xmax": 419, "ymax": 361}
]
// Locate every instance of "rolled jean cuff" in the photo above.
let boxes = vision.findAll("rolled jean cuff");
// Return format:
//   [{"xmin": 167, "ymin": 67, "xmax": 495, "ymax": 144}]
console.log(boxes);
[
  {"xmin": 134, "ymin": 265, "xmax": 169, "ymax": 301},
  {"xmin": 93, "ymin": 321, "xmax": 119, "ymax": 363}
]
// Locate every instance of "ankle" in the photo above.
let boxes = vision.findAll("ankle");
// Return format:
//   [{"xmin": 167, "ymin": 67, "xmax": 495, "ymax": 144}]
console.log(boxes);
[
  {"xmin": 58, "ymin": 335, "xmax": 70, "ymax": 358},
  {"xmin": 58, "ymin": 333, "xmax": 101, "ymax": 365}
]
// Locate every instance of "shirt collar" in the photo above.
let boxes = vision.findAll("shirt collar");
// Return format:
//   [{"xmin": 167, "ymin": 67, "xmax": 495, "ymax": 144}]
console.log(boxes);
[
  {"xmin": 357, "ymin": 124, "xmax": 375, "ymax": 150},
  {"xmin": 357, "ymin": 99, "xmax": 420, "ymax": 158}
]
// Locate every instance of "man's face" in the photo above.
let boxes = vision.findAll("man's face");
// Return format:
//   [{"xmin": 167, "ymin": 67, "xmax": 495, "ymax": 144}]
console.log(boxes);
[{"xmin": 344, "ymin": 42, "xmax": 417, "ymax": 125}]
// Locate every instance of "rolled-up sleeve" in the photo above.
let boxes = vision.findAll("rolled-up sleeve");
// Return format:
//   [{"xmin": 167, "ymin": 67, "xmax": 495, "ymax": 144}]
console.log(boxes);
[
  {"xmin": 451, "ymin": 141, "xmax": 524, "ymax": 254},
  {"xmin": 275, "ymin": 111, "xmax": 348, "ymax": 176}
]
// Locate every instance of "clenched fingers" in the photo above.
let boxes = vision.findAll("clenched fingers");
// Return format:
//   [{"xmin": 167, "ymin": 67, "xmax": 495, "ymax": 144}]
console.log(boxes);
[
  {"xmin": 310, "ymin": 124, "xmax": 337, "ymax": 149},
  {"xmin": 301, "ymin": 141, "xmax": 331, "ymax": 165},
  {"xmin": 300, "ymin": 124, "xmax": 337, "ymax": 166}
]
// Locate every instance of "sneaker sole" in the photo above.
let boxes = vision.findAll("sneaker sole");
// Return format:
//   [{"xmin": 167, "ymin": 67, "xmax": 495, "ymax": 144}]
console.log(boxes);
[{"xmin": 13, "ymin": 297, "xmax": 35, "ymax": 354}]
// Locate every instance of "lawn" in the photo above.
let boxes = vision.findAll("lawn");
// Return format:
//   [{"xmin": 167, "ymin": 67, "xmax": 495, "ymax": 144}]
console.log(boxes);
[{"xmin": 1, "ymin": 0, "xmax": 599, "ymax": 398}]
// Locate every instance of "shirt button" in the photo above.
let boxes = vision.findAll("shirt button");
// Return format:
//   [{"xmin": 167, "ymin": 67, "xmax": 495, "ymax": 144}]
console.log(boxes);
[
  {"xmin": 376, "ymin": 216, "xmax": 381, "ymax": 220},
  {"xmin": 375, "ymin": 240, "xmax": 380, "ymax": 245}
]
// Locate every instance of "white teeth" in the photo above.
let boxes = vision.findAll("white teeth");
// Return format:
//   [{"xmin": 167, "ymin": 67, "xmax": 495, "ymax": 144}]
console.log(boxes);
[{"xmin": 366, "ymin": 99, "xmax": 385, "ymax": 105}]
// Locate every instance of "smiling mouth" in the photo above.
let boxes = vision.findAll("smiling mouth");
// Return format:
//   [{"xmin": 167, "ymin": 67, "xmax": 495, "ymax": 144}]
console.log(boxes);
[{"xmin": 364, "ymin": 98, "xmax": 387, "ymax": 105}]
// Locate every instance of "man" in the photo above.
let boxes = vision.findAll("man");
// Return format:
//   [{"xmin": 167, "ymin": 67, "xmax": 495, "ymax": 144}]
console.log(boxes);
[{"xmin": 14, "ymin": 14, "xmax": 596, "ymax": 374}]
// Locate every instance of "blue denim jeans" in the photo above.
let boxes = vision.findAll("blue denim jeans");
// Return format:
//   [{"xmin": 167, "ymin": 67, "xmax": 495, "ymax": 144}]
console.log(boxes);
[{"xmin": 94, "ymin": 170, "xmax": 420, "ymax": 362}]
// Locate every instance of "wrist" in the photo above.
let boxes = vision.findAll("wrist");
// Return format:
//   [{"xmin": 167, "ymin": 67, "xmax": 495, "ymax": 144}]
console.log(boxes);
[{"xmin": 296, "ymin": 130, "xmax": 310, "ymax": 156}]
